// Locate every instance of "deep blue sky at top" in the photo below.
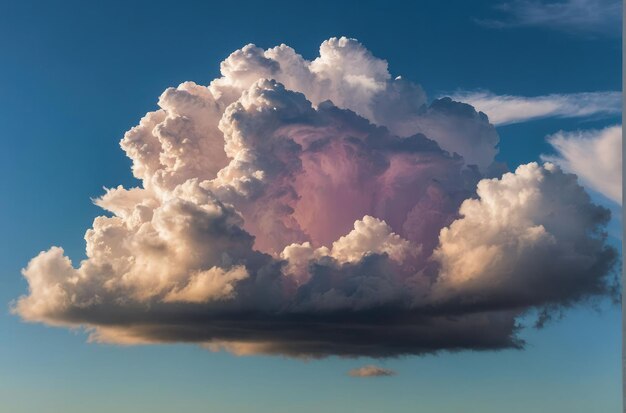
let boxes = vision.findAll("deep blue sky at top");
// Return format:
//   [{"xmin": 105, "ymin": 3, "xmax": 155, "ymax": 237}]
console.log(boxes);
[{"xmin": 0, "ymin": 1, "xmax": 621, "ymax": 413}]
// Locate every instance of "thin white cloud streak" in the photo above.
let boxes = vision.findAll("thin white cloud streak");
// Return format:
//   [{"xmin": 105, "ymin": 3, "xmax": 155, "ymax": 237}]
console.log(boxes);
[
  {"xmin": 478, "ymin": 0, "xmax": 621, "ymax": 37},
  {"xmin": 449, "ymin": 91, "xmax": 621, "ymax": 125},
  {"xmin": 541, "ymin": 125, "xmax": 622, "ymax": 204}
]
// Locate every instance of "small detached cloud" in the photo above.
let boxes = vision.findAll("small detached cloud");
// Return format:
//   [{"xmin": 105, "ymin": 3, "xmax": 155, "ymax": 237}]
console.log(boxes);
[
  {"xmin": 348, "ymin": 365, "xmax": 397, "ymax": 378},
  {"xmin": 449, "ymin": 90, "xmax": 621, "ymax": 125},
  {"xmin": 542, "ymin": 125, "xmax": 622, "ymax": 204},
  {"xmin": 478, "ymin": 0, "xmax": 622, "ymax": 37},
  {"xmin": 13, "ymin": 37, "xmax": 618, "ymax": 359}
]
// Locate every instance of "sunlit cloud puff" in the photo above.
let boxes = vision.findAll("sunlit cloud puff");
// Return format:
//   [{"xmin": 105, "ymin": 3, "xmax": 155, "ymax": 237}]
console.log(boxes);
[
  {"xmin": 348, "ymin": 365, "xmax": 396, "ymax": 377},
  {"xmin": 14, "ymin": 37, "xmax": 618, "ymax": 358}
]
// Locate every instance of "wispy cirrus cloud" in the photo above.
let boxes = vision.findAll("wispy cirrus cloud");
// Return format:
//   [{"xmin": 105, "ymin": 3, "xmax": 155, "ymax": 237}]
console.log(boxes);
[
  {"xmin": 542, "ymin": 125, "xmax": 622, "ymax": 204},
  {"xmin": 348, "ymin": 365, "xmax": 397, "ymax": 377},
  {"xmin": 449, "ymin": 90, "xmax": 621, "ymax": 125},
  {"xmin": 477, "ymin": 0, "xmax": 622, "ymax": 37}
]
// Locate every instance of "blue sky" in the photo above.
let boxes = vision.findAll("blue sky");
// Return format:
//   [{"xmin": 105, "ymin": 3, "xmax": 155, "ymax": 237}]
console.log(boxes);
[{"xmin": 0, "ymin": 1, "xmax": 621, "ymax": 412}]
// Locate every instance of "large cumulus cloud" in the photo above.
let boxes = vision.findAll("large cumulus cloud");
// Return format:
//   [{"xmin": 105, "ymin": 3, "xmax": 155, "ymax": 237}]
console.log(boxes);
[{"xmin": 14, "ymin": 37, "xmax": 617, "ymax": 358}]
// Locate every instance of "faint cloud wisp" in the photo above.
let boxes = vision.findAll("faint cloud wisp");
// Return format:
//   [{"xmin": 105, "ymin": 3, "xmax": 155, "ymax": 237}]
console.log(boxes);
[
  {"xmin": 542, "ymin": 125, "xmax": 622, "ymax": 204},
  {"xmin": 348, "ymin": 365, "xmax": 397, "ymax": 377},
  {"xmin": 477, "ymin": 0, "xmax": 622, "ymax": 37},
  {"xmin": 449, "ymin": 90, "xmax": 621, "ymax": 125}
]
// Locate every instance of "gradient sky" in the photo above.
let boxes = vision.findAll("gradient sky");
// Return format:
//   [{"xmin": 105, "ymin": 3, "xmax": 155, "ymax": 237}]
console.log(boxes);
[{"xmin": 0, "ymin": 1, "xmax": 622, "ymax": 412}]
